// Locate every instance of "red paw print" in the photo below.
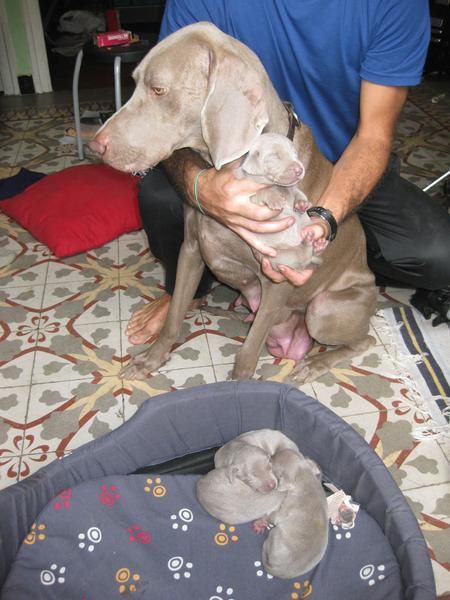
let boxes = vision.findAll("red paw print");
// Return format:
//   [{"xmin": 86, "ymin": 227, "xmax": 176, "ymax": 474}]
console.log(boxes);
[
  {"xmin": 126, "ymin": 524, "xmax": 152, "ymax": 545},
  {"xmin": 100, "ymin": 484, "xmax": 121, "ymax": 506},
  {"xmin": 53, "ymin": 488, "xmax": 72, "ymax": 510}
]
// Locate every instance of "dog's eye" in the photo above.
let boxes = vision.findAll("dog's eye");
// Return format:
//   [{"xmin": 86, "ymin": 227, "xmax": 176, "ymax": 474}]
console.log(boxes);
[{"xmin": 151, "ymin": 86, "xmax": 167, "ymax": 96}]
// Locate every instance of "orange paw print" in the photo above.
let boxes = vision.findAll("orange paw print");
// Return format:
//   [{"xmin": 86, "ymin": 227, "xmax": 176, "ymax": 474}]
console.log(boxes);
[
  {"xmin": 115, "ymin": 568, "xmax": 140, "ymax": 594},
  {"xmin": 291, "ymin": 580, "xmax": 313, "ymax": 599},
  {"xmin": 25, "ymin": 523, "xmax": 46, "ymax": 545},
  {"xmin": 144, "ymin": 477, "xmax": 166, "ymax": 497},
  {"xmin": 214, "ymin": 523, "xmax": 239, "ymax": 546}
]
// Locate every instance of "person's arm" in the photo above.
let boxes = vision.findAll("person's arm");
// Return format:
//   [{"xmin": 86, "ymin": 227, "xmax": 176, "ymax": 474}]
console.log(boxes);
[
  {"xmin": 162, "ymin": 150, "xmax": 295, "ymax": 256},
  {"xmin": 263, "ymin": 80, "xmax": 410, "ymax": 284}
]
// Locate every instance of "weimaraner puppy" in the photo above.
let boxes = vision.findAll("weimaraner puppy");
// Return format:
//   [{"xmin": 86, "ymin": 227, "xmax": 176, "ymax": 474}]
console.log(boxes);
[
  {"xmin": 254, "ymin": 449, "xmax": 329, "ymax": 579},
  {"xmin": 213, "ymin": 428, "xmax": 300, "ymax": 493},
  {"xmin": 235, "ymin": 133, "xmax": 322, "ymax": 271},
  {"xmin": 196, "ymin": 465, "xmax": 286, "ymax": 525},
  {"xmin": 91, "ymin": 22, "xmax": 377, "ymax": 383},
  {"xmin": 214, "ymin": 429, "xmax": 301, "ymax": 468}
]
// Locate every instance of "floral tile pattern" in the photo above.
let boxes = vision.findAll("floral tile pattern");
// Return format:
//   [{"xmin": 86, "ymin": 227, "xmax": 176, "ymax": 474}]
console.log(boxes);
[{"xmin": 0, "ymin": 85, "xmax": 449, "ymax": 596}]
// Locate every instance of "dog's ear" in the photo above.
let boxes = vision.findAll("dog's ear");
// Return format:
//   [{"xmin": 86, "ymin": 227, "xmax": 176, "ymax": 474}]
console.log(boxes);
[{"xmin": 201, "ymin": 51, "xmax": 269, "ymax": 170}]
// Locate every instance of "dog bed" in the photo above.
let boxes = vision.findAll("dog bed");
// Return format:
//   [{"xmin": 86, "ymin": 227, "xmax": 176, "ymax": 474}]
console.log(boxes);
[{"xmin": 0, "ymin": 381, "xmax": 435, "ymax": 599}]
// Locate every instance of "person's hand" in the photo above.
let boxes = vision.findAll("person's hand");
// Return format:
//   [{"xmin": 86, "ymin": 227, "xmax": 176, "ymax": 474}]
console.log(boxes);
[{"xmin": 196, "ymin": 161, "xmax": 295, "ymax": 256}]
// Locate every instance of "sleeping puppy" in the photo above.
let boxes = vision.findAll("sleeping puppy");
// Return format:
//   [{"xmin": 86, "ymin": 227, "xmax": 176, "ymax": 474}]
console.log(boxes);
[
  {"xmin": 254, "ymin": 448, "xmax": 329, "ymax": 579},
  {"xmin": 234, "ymin": 133, "xmax": 323, "ymax": 272},
  {"xmin": 214, "ymin": 429, "xmax": 301, "ymax": 478},
  {"xmin": 197, "ymin": 430, "xmax": 301, "ymax": 524},
  {"xmin": 196, "ymin": 464, "xmax": 286, "ymax": 525}
]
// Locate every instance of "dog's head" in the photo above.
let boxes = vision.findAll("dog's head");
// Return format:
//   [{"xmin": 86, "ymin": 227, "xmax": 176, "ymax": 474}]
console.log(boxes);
[
  {"xmin": 271, "ymin": 449, "xmax": 322, "ymax": 492},
  {"xmin": 90, "ymin": 22, "xmax": 270, "ymax": 173},
  {"xmin": 241, "ymin": 133, "xmax": 305, "ymax": 186},
  {"xmin": 226, "ymin": 445, "xmax": 278, "ymax": 494}
]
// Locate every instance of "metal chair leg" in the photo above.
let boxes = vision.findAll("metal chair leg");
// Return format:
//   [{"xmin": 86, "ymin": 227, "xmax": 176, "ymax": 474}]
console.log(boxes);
[
  {"xmin": 114, "ymin": 55, "xmax": 122, "ymax": 111},
  {"xmin": 72, "ymin": 49, "xmax": 84, "ymax": 160}
]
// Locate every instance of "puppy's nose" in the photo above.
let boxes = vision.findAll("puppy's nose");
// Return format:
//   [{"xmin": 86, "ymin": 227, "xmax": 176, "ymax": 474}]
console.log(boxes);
[
  {"xmin": 288, "ymin": 161, "xmax": 305, "ymax": 180},
  {"xmin": 266, "ymin": 478, "xmax": 277, "ymax": 491},
  {"xmin": 88, "ymin": 137, "xmax": 107, "ymax": 157}
]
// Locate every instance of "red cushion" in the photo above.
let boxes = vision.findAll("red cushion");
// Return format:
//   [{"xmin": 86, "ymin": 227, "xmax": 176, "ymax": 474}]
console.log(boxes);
[{"xmin": 0, "ymin": 164, "xmax": 142, "ymax": 257}]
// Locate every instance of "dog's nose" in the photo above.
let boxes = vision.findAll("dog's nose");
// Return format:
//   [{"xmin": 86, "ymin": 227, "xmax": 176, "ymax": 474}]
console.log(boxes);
[
  {"xmin": 88, "ymin": 138, "xmax": 107, "ymax": 157},
  {"xmin": 266, "ymin": 478, "xmax": 277, "ymax": 491}
]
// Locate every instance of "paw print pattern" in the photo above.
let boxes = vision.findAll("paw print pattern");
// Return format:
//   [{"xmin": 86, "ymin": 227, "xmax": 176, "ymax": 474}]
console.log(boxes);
[
  {"xmin": 100, "ymin": 484, "xmax": 121, "ymax": 506},
  {"xmin": 171, "ymin": 508, "xmax": 194, "ymax": 531},
  {"xmin": 25, "ymin": 523, "xmax": 46, "ymax": 545},
  {"xmin": 144, "ymin": 477, "xmax": 166, "ymax": 497},
  {"xmin": 210, "ymin": 585, "xmax": 235, "ymax": 600},
  {"xmin": 40, "ymin": 564, "xmax": 66, "ymax": 586},
  {"xmin": 115, "ymin": 568, "xmax": 141, "ymax": 594},
  {"xmin": 78, "ymin": 527, "xmax": 102, "ymax": 552},
  {"xmin": 291, "ymin": 580, "xmax": 313, "ymax": 599},
  {"xmin": 254, "ymin": 561, "xmax": 274, "ymax": 580},
  {"xmin": 360, "ymin": 564, "xmax": 386, "ymax": 586},
  {"xmin": 127, "ymin": 524, "xmax": 152, "ymax": 545},
  {"xmin": 214, "ymin": 523, "xmax": 239, "ymax": 546},
  {"xmin": 167, "ymin": 556, "xmax": 193, "ymax": 580},
  {"xmin": 53, "ymin": 489, "xmax": 72, "ymax": 510},
  {"xmin": 333, "ymin": 524, "xmax": 352, "ymax": 540}
]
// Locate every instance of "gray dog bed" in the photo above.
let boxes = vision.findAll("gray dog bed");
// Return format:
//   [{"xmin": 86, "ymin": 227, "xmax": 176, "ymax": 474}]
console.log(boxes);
[{"xmin": 0, "ymin": 381, "xmax": 435, "ymax": 599}]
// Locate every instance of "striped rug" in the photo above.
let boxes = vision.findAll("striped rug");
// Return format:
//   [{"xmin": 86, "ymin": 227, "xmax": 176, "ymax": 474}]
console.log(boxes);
[{"xmin": 383, "ymin": 305, "xmax": 450, "ymax": 438}]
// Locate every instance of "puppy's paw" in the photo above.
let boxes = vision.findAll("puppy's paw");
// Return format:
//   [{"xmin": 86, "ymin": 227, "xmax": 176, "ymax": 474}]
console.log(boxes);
[{"xmin": 252, "ymin": 518, "xmax": 269, "ymax": 534}]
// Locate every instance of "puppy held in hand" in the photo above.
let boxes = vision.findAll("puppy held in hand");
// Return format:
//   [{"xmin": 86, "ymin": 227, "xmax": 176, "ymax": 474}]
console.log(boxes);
[
  {"xmin": 254, "ymin": 449, "xmax": 329, "ymax": 579},
  {"xmin": 235, "ymin": 133, "xmax": 323, "ymax": 271}
]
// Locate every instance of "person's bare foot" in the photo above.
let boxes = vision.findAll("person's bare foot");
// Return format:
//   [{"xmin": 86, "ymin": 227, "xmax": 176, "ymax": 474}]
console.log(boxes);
[{"xmin": 126, "ymin": 293, "xmax": 206, "ymax": 345}]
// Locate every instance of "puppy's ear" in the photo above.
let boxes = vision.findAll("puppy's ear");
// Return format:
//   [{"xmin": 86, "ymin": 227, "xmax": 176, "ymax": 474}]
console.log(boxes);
[
  {"xmin": 225, "ymin": 465, "xmax": 239, "ymax": 484},
  {"xmin": 201, "ymin": 50, "xmax": 268, "ymax": 170},
  {"xmin": 305, "ymin": 459, "xmax": 322, "ymax": 481}
]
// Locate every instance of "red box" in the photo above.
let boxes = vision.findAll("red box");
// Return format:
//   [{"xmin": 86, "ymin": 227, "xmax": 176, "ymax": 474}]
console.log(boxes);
[
  {"xmin": 106, "ymin": 8, "xmax": 121, "ymax": 31},
  {"xmin": 96, "ymin": 30, "xmax": 132, "ymax": 48}
]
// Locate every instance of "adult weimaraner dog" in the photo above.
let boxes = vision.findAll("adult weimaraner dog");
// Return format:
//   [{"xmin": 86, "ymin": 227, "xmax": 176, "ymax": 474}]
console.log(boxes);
[{"xmin": 91, "ymin": 22, "xmax": 377, "ymax": 383}]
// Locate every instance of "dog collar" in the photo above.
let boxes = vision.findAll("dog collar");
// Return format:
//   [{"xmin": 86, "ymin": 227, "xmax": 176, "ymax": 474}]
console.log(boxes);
[{"xmin": 283, "ymin": 101, "xmax": 300, "ymax": 141}]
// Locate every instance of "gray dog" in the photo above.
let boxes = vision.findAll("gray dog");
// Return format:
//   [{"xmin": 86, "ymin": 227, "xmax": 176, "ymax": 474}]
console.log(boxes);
[
  {"xmin": 254, "ymin": 449, "xmax": 329, "ymax": 578},
  {"xmin": 197, "ymin": 429, "xmax": 300, "ymax": 523},
  {"xmin": 235, "ymin": 133, "xmax": 322, "ymax": 271},
  {"xmin": 91, "ymin": 22, "xmax": 377, "ymax": 383}
]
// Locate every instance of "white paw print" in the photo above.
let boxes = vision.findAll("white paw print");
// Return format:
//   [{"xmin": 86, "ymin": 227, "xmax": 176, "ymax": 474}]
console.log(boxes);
[
  {"xmin": 254, "ymin": 560, "xmax": 274, "ymax": 580},
  {"xmin": 170, "ymin": 508, "xmax": 194, "ymax": 532},
  {"xmin": 78, "ymin": 526, "xmax": 102, "ymax": 552},
  {"xmin": 333, "ymin": 524, "xmax": 352, "ymax": 540},
  {"xmin": 40, "ymin": 564, "xmax": 66, "ymax": 586},
  {"xmin": 360, "ymin": 563, "xmax": 386, "ymax": 586},
  {"xmin": 167, "ymin": 555, "xmax": 193, "ymax": 580},
  {"xmin": 210, "ymin": 584, "xmax": 235, "ymax": 600}
]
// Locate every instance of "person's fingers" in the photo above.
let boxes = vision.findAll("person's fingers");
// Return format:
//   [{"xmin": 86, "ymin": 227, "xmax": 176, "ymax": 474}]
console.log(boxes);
[{"xmin": 261, "ymin": 258, "xmax": 286, "ymax": 282}]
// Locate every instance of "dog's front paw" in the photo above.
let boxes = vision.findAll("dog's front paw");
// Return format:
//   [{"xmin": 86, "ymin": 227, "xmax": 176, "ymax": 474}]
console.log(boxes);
[
  {"xmin": 289, "ymin": 359, "xmax": 327, "ymax": 384},
  {"xmin": 120, "ymin": 359, "xmax": 152, "ymax": 381},
  {"xmin": 252, "ymin": 518, "xmax": 269, "ymax": 534},
  {"xmin": 120, "ymin": 348, "xmax": 169, "ymax": 380}
]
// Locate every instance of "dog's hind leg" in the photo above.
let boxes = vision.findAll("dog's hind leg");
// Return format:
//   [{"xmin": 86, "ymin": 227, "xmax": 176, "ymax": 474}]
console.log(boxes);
[
  {"xmin": 290, "ymin": 285, "xmax": 377, "ymax": 384},
  {"xmin": 232, "ymin": 280, "xmax": 292, "ymax": 380}
]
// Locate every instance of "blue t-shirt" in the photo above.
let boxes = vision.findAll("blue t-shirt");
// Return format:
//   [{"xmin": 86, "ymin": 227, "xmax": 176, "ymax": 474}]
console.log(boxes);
[{"xmin": 159, "ymin": 0, "xmax": 430, "ymax": 163}]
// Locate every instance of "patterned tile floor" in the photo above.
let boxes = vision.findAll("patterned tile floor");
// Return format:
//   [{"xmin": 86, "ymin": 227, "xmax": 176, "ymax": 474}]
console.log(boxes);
[{"xmin": 0, "ymin": 82, "xmax": 449, "ymax": 596}]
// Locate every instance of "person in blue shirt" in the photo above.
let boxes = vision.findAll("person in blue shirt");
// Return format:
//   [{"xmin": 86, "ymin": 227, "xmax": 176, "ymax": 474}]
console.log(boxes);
[{"xmin": 126, "ymin": 0, "xmax": 450, "ymax": 344}]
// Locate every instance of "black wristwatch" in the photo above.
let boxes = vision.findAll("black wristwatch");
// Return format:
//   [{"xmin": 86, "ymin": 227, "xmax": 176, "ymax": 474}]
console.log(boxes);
[{"xmin": 306, "ymin": 206, "xmax": 338, "ymax": 242}]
